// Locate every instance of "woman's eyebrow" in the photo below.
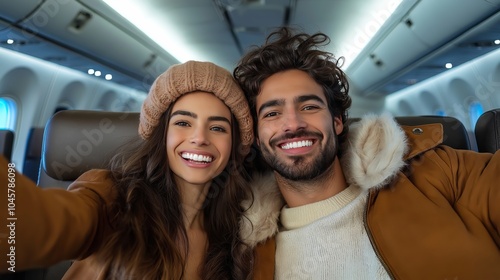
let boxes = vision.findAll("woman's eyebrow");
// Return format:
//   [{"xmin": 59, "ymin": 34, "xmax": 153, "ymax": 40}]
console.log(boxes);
[
  {"xmin": 171, "ymin": 110, "xmax": 230, "ymax": 124},
  {"xmin": 171, "ymin": 110, "xmax": 196, "ymax": 118},
  {"xmin": 208, "ymin": 116, "xmax": 231, "ymax": 124}
]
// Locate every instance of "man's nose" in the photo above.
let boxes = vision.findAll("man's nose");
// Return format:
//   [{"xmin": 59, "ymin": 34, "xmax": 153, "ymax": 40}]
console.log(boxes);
[{"xmin": 281, "ymin": 110, "xmax": 307, "ymax": 132}]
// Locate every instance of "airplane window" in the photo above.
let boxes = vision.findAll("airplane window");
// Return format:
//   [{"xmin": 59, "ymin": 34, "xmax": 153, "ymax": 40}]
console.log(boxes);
[
  {"xmin": 435, "ymin": 109, "xmax": 446, "ymax": 116},
  {"xmin": 0, "ymin": 97, "xmax": 17, "ymax": 130},
  {"xmin": 54, "ymin": 106, "xmax": 69, "ymax": 114},
  {"xmin": 469, "ymin": 101, "xmax": 484, "ymax": 128}
]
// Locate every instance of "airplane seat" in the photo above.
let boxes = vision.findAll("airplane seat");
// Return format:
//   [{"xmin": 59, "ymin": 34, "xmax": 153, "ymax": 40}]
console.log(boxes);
[
  {"xmin": 37, "ymin": 110, "xmax": 140, "ymax": 189},
  {"xmin": 23, "ymin": 127, "xmax": 45, "ymax": 182},
  {"xmin": 474, "ymin": 108, "xmax": 500, "ymax": 153},
  {"xmin": 0, "ymin": 129, "xmax": 14, "ymax": 161},
  {"xmin": 31, "ymin": 110, "xmax": 139, "ymax": 280},
  {"xmin": 349, "ymin": 115, "xmax": 471, "ymax": 150}
]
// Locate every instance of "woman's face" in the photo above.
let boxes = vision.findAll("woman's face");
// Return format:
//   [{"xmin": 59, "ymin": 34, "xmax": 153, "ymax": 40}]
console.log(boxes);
[{"xmin": 166, "ymin": 91, "xmax": 233, "ymax": 186}]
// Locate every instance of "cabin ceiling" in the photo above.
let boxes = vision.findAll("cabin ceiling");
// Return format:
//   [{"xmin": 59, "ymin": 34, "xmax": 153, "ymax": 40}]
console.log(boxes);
[{"xmin": 0, "ymin": 0, "xmax": 499, "ymax": 96}]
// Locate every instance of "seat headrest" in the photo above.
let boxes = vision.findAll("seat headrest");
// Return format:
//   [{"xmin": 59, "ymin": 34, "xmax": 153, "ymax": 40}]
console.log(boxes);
[
  {"xmin": 25, "ymin": 127, "xmax": 44, "ymax": 158},
  {"xmin": 474, "ymin": 109, "xmax": 500, "ymax": 153},
  {"xmin": 41, "ymin": 110, "xmax": 140, "ymax": 181},
  {"xmin": 395, "ymin": 116, "xmax": 471, "ymax": 150},
  {"xmin": 349, "ymin": 115, "xmax": 471, "ymax": 150},
  {"xmin": 0, "ymin": 129, "xmax": 14, "ymax": 161}
]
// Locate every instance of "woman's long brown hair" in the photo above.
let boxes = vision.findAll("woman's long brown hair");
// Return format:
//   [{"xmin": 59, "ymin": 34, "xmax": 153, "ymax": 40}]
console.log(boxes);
[{"xmin": 95, "ymin": 106, "xmax": 254, "ymax": 279}]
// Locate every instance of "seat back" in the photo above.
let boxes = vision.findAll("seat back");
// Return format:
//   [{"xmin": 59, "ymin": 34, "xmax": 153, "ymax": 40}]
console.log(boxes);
[
  {"xmin": 349, "ymin": 115, "xmax": 471, "ymax": 150},
  {"xmin": 23, "ymin": 127, "xmax": 45, "ymax": 182},
  {"xmin": 474, "ymin": 109, "xmax": 500, "ymax": 153},
  {"xmin": 396, "ymin": 116, "xmax": 471, "ymax": 150},
  {"xmin": 28, "ymin": 110, "xmax": 140, "ymax": 279},
  {"xmin": 38, "ymin": 110, "xmax": 140, "ymax": 188},
  {"xmin": 0, "ymin": 129, "xmax": 14, "ymax": 161}
]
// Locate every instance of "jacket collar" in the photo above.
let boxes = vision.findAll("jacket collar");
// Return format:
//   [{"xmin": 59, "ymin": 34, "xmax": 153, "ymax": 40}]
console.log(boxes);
[{"xmin": 240, "ymin": 113, "xmax": 444, "ymax": 247}]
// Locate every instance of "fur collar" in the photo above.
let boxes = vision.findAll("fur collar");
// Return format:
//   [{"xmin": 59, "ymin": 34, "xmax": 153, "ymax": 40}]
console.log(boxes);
[{"xmin": 240, "ymin": 113, "xmax": 409, "ymax": 247}]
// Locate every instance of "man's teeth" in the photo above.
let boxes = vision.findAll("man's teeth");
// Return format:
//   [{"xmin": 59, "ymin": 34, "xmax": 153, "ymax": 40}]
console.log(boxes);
[
  {"xmin": 281, "ymin": 140, "xmax": 313, "ymax": 150},
  {"xmin": 181, "ymin": 153, "xmax": 213, "ymax": 162}
]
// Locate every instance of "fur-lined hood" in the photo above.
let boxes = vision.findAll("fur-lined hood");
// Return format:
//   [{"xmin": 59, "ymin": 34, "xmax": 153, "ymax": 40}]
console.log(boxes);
[{"xmin": 240, "ymin": 113, "xmax": 409, "ymax": 247}]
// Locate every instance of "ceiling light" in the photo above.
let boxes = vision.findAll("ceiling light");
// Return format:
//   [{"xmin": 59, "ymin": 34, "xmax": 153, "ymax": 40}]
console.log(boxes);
[
  {"xmin": 445, "ymin": 63, "xmax": 453, "ymax": 69},
  {"xmin": 103, "ymin": 0, "xmax": 403, "ymax": 69},
  {"xmin": 346, "ymin": 0, "xmax": 404, "ymax": 67},
  {"xmin": 103, "ymin": 0, "xmax": 196, "ymax": 63}
]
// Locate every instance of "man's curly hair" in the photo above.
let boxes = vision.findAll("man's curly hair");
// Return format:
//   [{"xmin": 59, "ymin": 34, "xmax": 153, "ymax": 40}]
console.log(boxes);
[{"xmin": 233, "ymin": 26, "xmax": 352, "ymax": 147}]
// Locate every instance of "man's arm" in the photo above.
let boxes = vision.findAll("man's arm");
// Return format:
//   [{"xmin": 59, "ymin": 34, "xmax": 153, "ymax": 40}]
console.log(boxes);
[{"xmin": 437, "ymin": 147, "xmax": 500, "ymax": 244}]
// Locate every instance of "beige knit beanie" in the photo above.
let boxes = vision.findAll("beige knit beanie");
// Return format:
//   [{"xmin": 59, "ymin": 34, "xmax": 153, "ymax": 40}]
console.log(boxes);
[{"xmin": 139, "ymin": 60, "xmax": 254, "ymax": 155}]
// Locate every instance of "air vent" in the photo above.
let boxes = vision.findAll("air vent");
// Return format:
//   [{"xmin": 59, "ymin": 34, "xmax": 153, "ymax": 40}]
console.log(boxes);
[{"xmin": 68, "ymin": 10, "xmax": 92, "ymax": 33}]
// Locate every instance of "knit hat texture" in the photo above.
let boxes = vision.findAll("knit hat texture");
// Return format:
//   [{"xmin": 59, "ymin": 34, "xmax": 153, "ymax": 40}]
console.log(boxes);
[{"xmin": 139, "ymin": 60, "xmax": 253, "ymax": 155}]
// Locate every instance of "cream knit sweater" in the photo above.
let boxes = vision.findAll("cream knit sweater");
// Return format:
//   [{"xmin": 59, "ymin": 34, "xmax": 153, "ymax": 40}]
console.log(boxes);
[{"xmin": 275, "ymin": 185, "xmax": 391, "ymax": 280}]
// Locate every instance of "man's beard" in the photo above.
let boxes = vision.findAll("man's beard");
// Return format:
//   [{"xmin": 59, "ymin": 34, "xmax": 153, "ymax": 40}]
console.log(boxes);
[{"xmin": 259, "ymin": 130, "xmax": 338, "ymax": 181}]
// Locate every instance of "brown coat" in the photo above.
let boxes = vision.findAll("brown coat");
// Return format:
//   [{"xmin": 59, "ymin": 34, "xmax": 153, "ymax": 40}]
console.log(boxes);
[
  {"xmin": 0, "ymin": 163, "xmax": 116, "ymax": 278},
  {"xmin": 243, "ymin": 114, "xmax": 500, "ymax": 279}
]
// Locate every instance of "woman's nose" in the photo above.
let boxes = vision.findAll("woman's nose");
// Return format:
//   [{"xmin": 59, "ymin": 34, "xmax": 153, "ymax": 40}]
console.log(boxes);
[{"xmin": 190, "ymin": 128, "xmax": 210, "ymax": 146}]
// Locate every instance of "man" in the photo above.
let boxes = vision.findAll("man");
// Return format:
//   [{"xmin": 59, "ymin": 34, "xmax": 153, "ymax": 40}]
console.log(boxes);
[{"xmin": 234, "ymin": 27, "xmax": 500, "ymax": 279}]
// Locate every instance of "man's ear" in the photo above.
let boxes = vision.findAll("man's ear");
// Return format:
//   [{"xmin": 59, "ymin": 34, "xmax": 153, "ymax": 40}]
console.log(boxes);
[{"xmin": 334, "ymin": 116, "xmax": 344, "ymax": 135}]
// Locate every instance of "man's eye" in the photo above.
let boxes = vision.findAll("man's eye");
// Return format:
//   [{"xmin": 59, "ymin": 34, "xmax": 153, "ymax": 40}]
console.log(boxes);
[
  {"xmin": 263, "ymin": 111, "xmax": 279, "ymax": 118},
  {"xmin": 303, "ymin": 105, "xmax": 319, "ymax": 111}
]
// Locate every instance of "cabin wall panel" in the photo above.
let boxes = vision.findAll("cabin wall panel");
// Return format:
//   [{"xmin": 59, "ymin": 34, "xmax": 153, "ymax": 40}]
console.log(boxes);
[
  {"xmin": 385, "ymin": 47, "xmax": 500, "ymax": 133},
  {"xmin": 0, "ymin": 47, "xmax": 58, "ymax": 169},
  {"xmin": 0, "ymin": 47, "xmax": 147, "ymax": 172}
]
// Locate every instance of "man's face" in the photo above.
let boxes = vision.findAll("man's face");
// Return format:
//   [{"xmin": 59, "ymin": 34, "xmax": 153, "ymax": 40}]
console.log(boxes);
[{"xmin": 255, "ymin": 69, "xmax": 343, "ymax": 181}]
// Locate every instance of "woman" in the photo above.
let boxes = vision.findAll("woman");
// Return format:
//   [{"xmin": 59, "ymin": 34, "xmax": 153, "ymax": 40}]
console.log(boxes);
[{"xmin": 0, "ymin": 61, "xmax": 255, "ymax": 279}]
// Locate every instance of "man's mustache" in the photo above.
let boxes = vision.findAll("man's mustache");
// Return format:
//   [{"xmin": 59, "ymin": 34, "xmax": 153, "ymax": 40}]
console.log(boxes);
[{"xmin": 269, "ymin": 130, "xmax": 323, "ymax": 147}]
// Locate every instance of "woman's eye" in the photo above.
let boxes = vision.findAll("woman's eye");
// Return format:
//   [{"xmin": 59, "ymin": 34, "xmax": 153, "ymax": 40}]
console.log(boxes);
[
  {"xmin": 174, "ymin": 121, "xmax": 189, "ymax": 127},
  {"xmin": 211, "ymin": 126, "xmax": 228, "ymax": 133}
]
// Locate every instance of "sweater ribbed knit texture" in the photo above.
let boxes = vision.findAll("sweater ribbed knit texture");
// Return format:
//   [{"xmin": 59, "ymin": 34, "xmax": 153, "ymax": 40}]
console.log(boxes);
[{"xmin": 275, "ymin": 185, "xmax": 390, "ymax": 279}]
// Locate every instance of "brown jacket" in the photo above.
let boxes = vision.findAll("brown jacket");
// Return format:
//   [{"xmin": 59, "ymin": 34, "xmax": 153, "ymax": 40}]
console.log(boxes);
[
  {"xmin": 1, "ymin": 114, "xmax": 499, "ymax": 279},
  {"xmin": 0, "ymin": 161, "xmax": 116, "ymax": 278},
  {"xmin": 241, "ymin": 114, "xmax": 500, "ymax": 279}
]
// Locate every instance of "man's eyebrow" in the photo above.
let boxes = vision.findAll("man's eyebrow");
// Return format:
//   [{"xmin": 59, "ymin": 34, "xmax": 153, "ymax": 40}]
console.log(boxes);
[
  {"xmin": 257, "ymin": 94, "xmax": 326, "ymax": 116},
  {"xmin": 296, "ymin": 94, "xmax": 326, "ymax": 105},
  {"xmin": 258, "ymin": 99, "xmax": 285, "ymax": 117}
]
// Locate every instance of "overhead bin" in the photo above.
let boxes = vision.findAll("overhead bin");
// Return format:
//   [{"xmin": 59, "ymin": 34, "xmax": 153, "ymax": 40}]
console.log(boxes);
[
  {"xmin": 0, "ymin": 0, "xmax": 43, "ymax": 23},
  {"xmin": 347, "ymin": 0, "xmax": 500, "ymax": 96},
  {"xmin": 348, "ymin": 22, "xmax": 429, "ymax": 92},
  {"xmin": 0, "ymin": 0, "xmax": 177, "ymax": 87},
  {"xmin": 408, "ymin": 0, "xmax": 500, "ymax": 47}
]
